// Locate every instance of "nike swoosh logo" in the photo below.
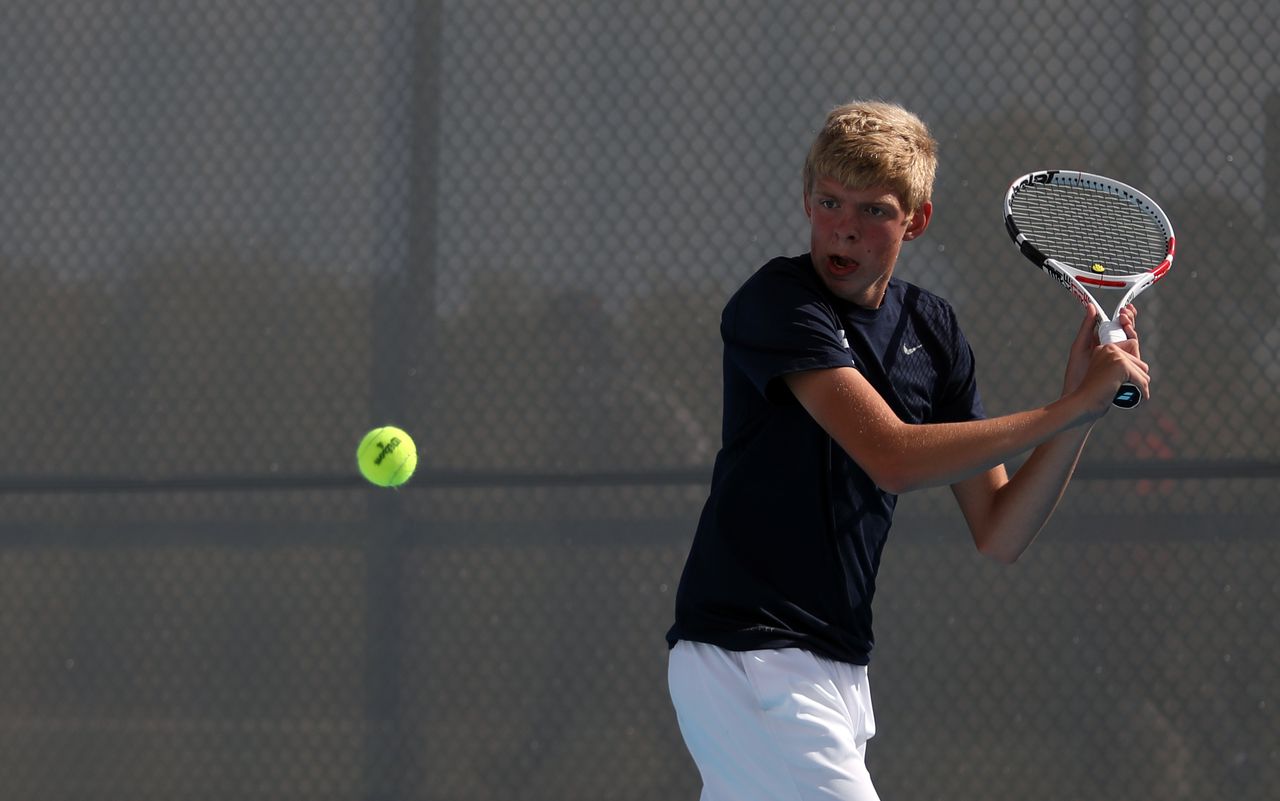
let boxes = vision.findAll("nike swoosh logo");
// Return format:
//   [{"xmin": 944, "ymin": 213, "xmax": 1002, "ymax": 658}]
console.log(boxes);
[{"xmin": 903, "ymin": 343, "xmax": 923, "ymax": 355}]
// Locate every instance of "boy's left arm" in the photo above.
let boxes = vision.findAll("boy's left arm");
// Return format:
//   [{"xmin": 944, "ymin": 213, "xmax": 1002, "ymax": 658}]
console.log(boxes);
[
  {"xmin": 949, "ymin": 426, "xmax": 1092, "ymax": 564},
  {"xmin": 949, "ymin": 305, "xmax": 1140, "ymax": 564}
]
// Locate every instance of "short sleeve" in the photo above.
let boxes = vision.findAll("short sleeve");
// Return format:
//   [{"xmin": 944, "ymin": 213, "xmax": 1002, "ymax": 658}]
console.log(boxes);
[{"xmin": 721, "ymin": 261, "xmax": 856, "ymax": 403}]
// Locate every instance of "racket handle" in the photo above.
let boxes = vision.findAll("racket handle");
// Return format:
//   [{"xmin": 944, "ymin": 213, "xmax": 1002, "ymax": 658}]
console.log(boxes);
[{"xmin": 1096, "ymin": 320, "xmax": 1142, "ymax": 409}]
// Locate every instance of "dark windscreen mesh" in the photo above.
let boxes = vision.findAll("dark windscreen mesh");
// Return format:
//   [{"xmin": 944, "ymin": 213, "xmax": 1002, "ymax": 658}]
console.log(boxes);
[{"xmin": 1, "ymin": 2, "xmax": 1277, "ymax": 799}]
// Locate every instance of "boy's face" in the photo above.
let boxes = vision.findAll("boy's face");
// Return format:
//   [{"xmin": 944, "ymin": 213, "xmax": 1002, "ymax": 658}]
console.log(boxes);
[{"xmin": 803, "ymin": 176, "xmax": 931, "ymax": 308}]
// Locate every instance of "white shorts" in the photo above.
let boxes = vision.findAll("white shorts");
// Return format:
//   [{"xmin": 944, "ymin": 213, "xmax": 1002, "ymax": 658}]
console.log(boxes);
[{"xmin": 668, "ymin": 640, "xmax": 880, "ymax": 801}]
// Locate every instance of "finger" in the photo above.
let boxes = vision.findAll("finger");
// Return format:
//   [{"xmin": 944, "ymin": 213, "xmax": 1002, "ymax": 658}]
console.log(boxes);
[
  {"xmin": 1110, "ymin": 342, "xmax": 1149, "ymax": 372},
  {"xmin": 1116, "ymin": 301, "xmax": 1136, "ymax": 332},
  {"xmin": 1117, "ymin": 329, "xmax": 1141, "ymax": 359},
  {"xmin": 1099, "ymin": 343, "xmax": 1149, "ymax": 383},
  {"xmin": 1076, "ymin": 306, "xmax": 1100, "ymax": 346},
  {"xmin": 1130, "ymin": 364, "xmax": 1152, "ymax": 400},
  {"xmin": 1116, "ymin": 305, "xmax": 1140, "ymax": 355},
  {"xmin": 1118, "ymin": 347, "xmax": 1151, "ymax": 392}
]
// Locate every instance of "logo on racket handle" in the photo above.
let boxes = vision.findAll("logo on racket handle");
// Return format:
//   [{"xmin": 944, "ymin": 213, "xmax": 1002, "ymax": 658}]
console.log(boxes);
[{"xmin": 1112, "ymin": 385, "xmax": 1142, "ymax": 409}]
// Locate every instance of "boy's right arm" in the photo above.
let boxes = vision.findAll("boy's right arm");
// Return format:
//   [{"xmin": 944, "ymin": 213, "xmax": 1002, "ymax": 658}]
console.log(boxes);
[{"xmin": 783, "ymin": 335, "xmax": 1148, "ymax": 495}]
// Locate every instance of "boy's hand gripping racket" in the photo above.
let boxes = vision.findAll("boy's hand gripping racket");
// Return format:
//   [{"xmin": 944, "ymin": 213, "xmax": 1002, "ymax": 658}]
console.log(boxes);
[{"xmin": 1004, "ymin": 170, "xmax": 1175, "ymax": 409}]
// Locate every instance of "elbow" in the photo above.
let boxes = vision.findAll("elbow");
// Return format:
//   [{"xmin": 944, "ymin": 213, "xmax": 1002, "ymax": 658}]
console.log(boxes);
[
  {"xmin": 974, "ymin": 533, "xmax": 1028, "ymax": 566},
  {"xmin": 866, "ymin": 460, "xmax": 922, "ymax": 496},
  {"xmin": 861, "ymin": 439, "xmax": 949, "ymax": 495},
  {"xmin": 972, "ymin": 529, "xmax": 1024, "ymax": 565},
  {"xmin": 838, "ymin": 424, "xmax": 931, "ymax": 495},
  {"xmin": 871, "ymin": 471, "xmax": 916, "ymax": 496},
  {"xmin": 979, "ymin": 544, "xmax": 1022, "ymax": 566}
]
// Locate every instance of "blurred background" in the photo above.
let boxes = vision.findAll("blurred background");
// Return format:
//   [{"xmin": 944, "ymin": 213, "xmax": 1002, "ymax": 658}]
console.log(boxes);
[{"xmin": 1, "ymin": 1, "xmax": 1277, "ymax": 799}]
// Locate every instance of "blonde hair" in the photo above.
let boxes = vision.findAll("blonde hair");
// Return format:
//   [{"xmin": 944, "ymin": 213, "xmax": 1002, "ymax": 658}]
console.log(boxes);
[{"xmin": 802, "ymin": 101, "xmax": 938, "ymax": 213}]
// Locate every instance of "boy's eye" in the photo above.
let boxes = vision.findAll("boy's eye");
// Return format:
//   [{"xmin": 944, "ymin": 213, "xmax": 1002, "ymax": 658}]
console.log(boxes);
[{"xmin": 820, "ymin": 199, "xmax": 838, "ymax": 209}]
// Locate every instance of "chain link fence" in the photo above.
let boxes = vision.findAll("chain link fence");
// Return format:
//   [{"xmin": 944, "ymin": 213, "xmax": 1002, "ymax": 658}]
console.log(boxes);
[{"xmin": 1, "ymin": 1, "xmax": 1277, "ymax": 799}]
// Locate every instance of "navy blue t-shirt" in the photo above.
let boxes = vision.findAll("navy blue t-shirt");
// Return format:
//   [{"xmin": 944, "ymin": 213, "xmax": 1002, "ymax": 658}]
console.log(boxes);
[{"xmin": 665, "ymin": 254, "xmax": 985, "ymax": 665}]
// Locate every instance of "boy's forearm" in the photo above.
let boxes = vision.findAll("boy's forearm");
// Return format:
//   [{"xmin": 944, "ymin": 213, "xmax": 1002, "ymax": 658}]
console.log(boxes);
[
  {"xmin": 874, "ymin": 394, "xmax": 1094, "ymax": 494},
  {"xmin": 787, "ymin": 365, "xmax": 1101, "ymax": 495},
  {"xmin": 971, "ymin": 424, "xmax": 1093, "ymax": 562}
]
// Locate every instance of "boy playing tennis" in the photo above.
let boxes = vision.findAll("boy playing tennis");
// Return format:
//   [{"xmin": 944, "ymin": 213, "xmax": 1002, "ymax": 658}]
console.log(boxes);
[{"xmin": 665, "ymin": 101, "xmax": 1149, "ymax": 801}]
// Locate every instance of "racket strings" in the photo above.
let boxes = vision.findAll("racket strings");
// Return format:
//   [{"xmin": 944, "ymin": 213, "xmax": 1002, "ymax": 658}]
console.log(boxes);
[{"xmin": 1010, "ymin": 184, "xmax": 1169, "ymax": 276}]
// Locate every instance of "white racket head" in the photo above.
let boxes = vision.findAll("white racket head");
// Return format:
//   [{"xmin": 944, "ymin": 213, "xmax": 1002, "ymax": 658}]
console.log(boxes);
[
  {"xmin": 1003, "ymin": 170, "xmax": 1176, "ymax": 409},
  {"xmin": 1004, "ymin": 170, "xmax": 1175, "ymax": 303}
]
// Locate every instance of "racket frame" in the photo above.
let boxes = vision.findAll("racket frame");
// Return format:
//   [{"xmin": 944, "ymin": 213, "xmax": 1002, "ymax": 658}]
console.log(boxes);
[{"xmin": 1003, "ymin": 170, "xmax": 1176, "ymax": 408}]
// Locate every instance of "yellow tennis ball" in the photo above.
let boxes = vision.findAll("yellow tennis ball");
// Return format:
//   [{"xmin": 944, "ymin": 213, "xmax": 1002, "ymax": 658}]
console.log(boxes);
[
  {"xmin": 1091, "ymin": 263, "xmax": 1107, "ymax": 273},
  {"xmin": 356, "ymin": 426, "xmax": 417, "ymax": 487}
]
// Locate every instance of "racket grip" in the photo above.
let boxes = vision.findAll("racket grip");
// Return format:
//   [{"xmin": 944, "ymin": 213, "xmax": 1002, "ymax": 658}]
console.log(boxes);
[
  {"xmin": 1096, "ymin": 320, "xmax": 1142, "ymax": 409},
  {"xmin": 1096, "ymin": 320, "xmax": 1127, "ymax": 344}
]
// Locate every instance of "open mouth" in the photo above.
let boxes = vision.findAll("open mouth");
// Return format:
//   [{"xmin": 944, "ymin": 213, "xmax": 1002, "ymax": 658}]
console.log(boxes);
[{"xmin": 829, "ymin": 254, "xmax": 859, "ymax": 275}]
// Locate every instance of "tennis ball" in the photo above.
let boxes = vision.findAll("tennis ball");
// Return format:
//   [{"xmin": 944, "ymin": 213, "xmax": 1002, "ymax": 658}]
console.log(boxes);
[{"xmin": 356, "ymin": 426, "xmax": 417, "ymax": 487}]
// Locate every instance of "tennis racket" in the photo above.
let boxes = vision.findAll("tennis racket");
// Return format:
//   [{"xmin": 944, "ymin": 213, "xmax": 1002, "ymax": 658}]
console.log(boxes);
[{"xmin": 1004, "ymin": 170, "xmax": 1175, "ymax": 409}]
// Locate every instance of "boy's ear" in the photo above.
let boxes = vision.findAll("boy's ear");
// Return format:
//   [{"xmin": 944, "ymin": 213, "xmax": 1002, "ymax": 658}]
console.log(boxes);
[{"xmin": 903, "ymin": 201, "xmax": 932, "ymax": 240}]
